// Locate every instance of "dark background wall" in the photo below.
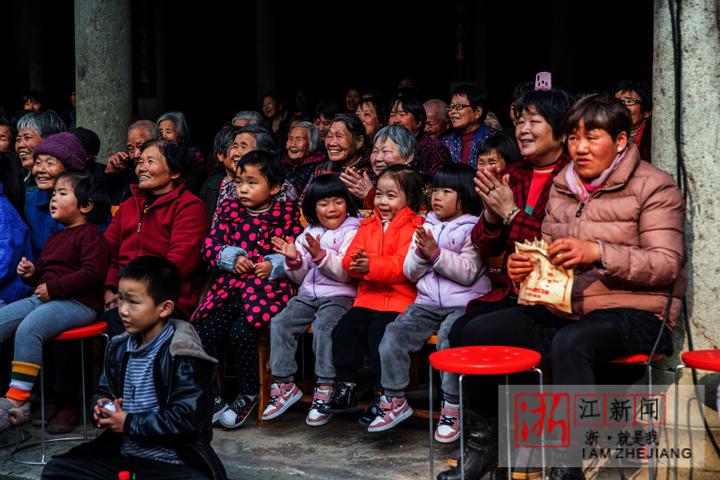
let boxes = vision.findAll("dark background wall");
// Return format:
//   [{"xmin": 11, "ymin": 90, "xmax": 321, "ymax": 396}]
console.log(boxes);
[{"xmin": 2, "ymin": 0, "xmax": 653, "ymax": 152}]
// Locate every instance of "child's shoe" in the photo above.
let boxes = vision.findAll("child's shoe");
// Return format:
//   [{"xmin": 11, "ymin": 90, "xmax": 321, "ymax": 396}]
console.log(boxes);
[
  {"xmin": 358, "ymin": 389, "xmax": 383, "ymax": 426},
  {"xmin": 367, "ymin": 395, "xmax": 413, "ymax": 432},
  {"xmin": 317, "ymin": 383, "xmax": 360, "ymax": 414},
  {"xmin": 435, "ymin": 401, "xmax": 461, "ymax": 443},
  {"xmin": 0, "ymin": 398, "xmax": 30, "ymax": 432},
  {"xmin": 261, "ymin": 383, "xmax": 303, "ymax": 420},
  {"xmin": 212, "ymin": 394, "xmax": 228, "ymax": 425},
  {"xmin": 305, "ymin": 386, "xmax": 333, "ymax": 427},
  {"xmin": 219, "ymin": 394, "xmax": 258, "ymax": 429}
]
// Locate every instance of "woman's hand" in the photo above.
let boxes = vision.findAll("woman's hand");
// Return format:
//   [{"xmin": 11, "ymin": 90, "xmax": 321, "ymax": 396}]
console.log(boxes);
[
  {"xmin": 474, "ymin": 170, "xmax": 517, "ymax": 224},
  {"xmin": 415, "ymin": 226, "xmax": 438, "ymax": 259},
  {"xmin": 547, "ymin": 238, "xmax": 601, "ymax": 269},
  {"xmin": 304, "ymin": 233, "xmax": 323, "ymax": 258},
  {"xmin": 340, "ymin": 167, "xmax": 373, "ymax": 200},
  {"xmin": 507, "ymin": 252, "xmax": 534, "ymax": 283},
  {"xmin": 16, "ymin": 257, "xmax": 35, "ymax": 278},
  {"xmin": 271, "ymin": 236, "xmax": 297, "ymax": 259},
  {"xmin": 349, "ymin": 249, "xmax": 370, "ymax": 274},
  {"xmin": 96, "ymin": 398, "xmax": 126, "ymax": 433},
  {"xmin": 234, "ymin": 255, "xmax": 254, "ymax": 274},
  {"xmin": 34, "ymin": 283, "xmax": 50, "ymax": 302},
  {"xmin": 104, "ymin": 289, "xmax": 119, "ymax": 310},
  {"xmin": 254, "ymin": 261, "xmax": 272, "ymax": 279}
]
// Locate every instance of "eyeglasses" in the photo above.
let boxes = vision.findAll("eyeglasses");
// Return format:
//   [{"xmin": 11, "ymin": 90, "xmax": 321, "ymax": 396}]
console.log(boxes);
[
  {"xmin": 617, "ymin": 97, "xmax": 642, "ymax": 107},
  {"xmin": 446, "ymin": 104, "xmax": 472, "ymax": 112}
]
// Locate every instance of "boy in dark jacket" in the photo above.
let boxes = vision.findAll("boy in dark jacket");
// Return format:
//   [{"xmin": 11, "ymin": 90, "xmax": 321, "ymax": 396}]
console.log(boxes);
[{"xmin": 42, "ymin": 256, "xmax": 227, "ymax": 480}]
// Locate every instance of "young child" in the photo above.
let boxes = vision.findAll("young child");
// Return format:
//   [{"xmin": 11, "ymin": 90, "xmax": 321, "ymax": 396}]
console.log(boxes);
[
  {"xmin": 319, "ymin": 164, "xmax": 424, "ymax": 426},
  {"xmin": 475, "ymin": 132, "xmax": 521, "ymax": 176},
  {"xmin": 371, "ymin": 163, "xmax": 491, "ymax": 438},
  {"xmin": 0, "ymin": 172, "xmax": 110, "ymax": 429},
  {"xmin": 262, "ymin": 175, "xmax": 360, "ymax": 426},
  {"xmin": 41, "ymin": 256, "xmax": 227, "ymax": 480},
  {"xmin": 191, "ymin": 150, "xmax": 302, "ymax": 429}
]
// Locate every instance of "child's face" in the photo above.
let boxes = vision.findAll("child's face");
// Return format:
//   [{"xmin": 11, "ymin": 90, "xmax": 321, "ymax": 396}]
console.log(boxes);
[
  {"xmin": 431, "ymin": 187, "xmax": 462, "ymax": 221},
  {"xmin": 50, "ymin": 177, "xmax": 85, "ymax": 227},
  {"xmin": 476, "ymin": 150, "xmax": 506, "ymax": 176},
  {"xmin": 117, "ymin": 278, "xmax": 172, "ymax": 337},
  {"xmin": 234, "ymin": 163, "xmax": 280, "ymax": 210},
  {"xmin": 32, "ymin": 154, "xmax": 65, "ymax": 191},
  {"xmin": 374, "ymin": 176, "xmax": 407, "ymax": 222},
  {"xmin": 316, "ymin": 196, "xmax": 348, "ymax": 230}
]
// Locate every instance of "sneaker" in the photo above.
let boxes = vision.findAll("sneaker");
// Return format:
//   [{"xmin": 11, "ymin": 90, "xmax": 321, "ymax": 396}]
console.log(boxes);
[
  {"xmin": 358, "ymin": 389, "xmax": 383, "ymax": 426},
  {"xmin": 435, "ymin": 401, "xmax": 461, "ymax": 443},
  {"xmin": 212, "ymin": 395, "xmax": 228, "ymax": 424},
  {"xmin": 261, "ymin": 383, "xmax": 303, "ymax": 420},
  {"xmin": 367, "ymin": 395, "xmax": 413, "ymax": 432},
  {"xmin": 306, "ymin": 386, "xmax": 333, "ymax": 427},
  {"xmin": 219, "ymin": 394, "xmax": 258, "ymax": 429},
  {"xmin": 47, "ymin": 406, "xmax": 80, "ymax": 435},
  {"xmin": 317, "ymin": 383, "xmax": 360, "ymax": 414}
]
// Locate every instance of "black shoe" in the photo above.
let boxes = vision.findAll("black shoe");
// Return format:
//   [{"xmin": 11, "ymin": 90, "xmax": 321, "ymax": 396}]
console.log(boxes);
[
  {"xmin": 548, "ymin": 467, "xmax": 585, "ymax": 480},
  {"xmin": 437, "ymin": 413, "xmax": 498, "ymax": 480},
  {"xmin": 358, "ymin": 389, "xmax": 382, "ymax": 426},
  {"xmin": 316, "ymin": 383, "xmax": 360, "ymax": 414}
]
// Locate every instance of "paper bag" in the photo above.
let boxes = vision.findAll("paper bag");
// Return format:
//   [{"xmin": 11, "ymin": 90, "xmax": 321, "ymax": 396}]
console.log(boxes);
[{"xmin": 515, "ymin": 239, "xmax": 574, "ymax": 313}]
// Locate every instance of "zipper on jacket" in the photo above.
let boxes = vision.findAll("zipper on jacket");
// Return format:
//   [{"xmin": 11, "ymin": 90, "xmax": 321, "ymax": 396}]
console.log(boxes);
[
  {"xmin": 137, "ymin": 204, "xmax": 151, "ymax": 233},
  {"xmin": 435, "ymin": 224, "xmax": 446, "ymax": 309},
  {"xmin": 576, "ymin": 202, "xmax": 585, "ymax": 218}
]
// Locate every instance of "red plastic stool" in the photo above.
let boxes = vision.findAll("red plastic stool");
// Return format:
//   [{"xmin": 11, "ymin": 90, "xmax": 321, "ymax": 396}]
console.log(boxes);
[
  {"xmin": 428, "ymin": 346, "xmax": 544, "ymax": 480},
  {"xmin": 11, "ymin": 321, "xmax": 109, "ymax": 465},
  {"xmin": 673, "ymin": 349, "xmax": 720, "ymax": 480}
]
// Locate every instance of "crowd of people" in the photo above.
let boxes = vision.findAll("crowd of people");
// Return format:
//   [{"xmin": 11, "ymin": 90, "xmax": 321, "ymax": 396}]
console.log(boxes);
[{"xmin": 0, "ymin": 76, "xmax": 683, "ymax": 480}]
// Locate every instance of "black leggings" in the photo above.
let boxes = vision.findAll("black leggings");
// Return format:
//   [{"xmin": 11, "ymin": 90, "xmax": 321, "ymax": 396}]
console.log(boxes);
[
  {"xmin": 194, "ymin": 297, "xmax": 259, "ymax": 397},
  {"xmin": 451, "ymin": 305, "xmax": 673, "ymax": 417}
]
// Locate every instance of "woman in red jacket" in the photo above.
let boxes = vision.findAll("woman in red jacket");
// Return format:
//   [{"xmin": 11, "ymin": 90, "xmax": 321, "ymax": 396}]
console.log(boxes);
[
  {"xmin": 318, "ymin": 165, "xmax": 424, "ymax": 426},
  {"xmin": 102, "ymin": 140, "xmax": 208, "ymax": 336}
]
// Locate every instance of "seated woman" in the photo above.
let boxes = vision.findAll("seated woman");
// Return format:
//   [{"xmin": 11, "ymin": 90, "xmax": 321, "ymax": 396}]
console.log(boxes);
[
  {"xmin": 340, "ymin": 124, "xmax": 419, "ymax": 208},
  {"xmin": 102, "ymin": 140, "xmax": 208, "ymax": 336},
  {"xmin": 282, "ymin": 121, "xmax": 326, "ymax": 194},
  {"xmin": 157, "ymin": 111, "xmax": 208, "ymax": 192},
  {"xmin": 438, "ymin": 95, "xmax": 685, "ymax": 480},
  {"xmin": 310, "ymin": 114, "xmax": 370, "ymax": 181}
]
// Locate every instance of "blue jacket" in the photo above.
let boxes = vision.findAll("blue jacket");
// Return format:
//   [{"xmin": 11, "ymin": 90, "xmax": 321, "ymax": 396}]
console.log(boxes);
[
  {"xmin": 0, "ymin": 185, "xmax": 32, "ymax": 303},
  {"xmin": 25, "ymin": 188, "xmax": 63, "ymax": 259},
  {"xmin": 442, "ymin": 125, "xmax": 497, "ymax": 168}
]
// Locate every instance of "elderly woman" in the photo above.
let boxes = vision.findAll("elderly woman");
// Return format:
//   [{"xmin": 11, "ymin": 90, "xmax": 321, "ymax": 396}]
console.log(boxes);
[
  {"xmin": 15, "ymin": 111, "xmax": 66, "ymax": 190},
  {"xmin": 282, "ymin": 121, "xmax": 326, "ymax": 193},
  {"xmin": 438, "ymin": 95, "xmax": 685, "ymax": 480},
  {"xmin": 310, "ymin": 114, "xmax": 370, "ymax": 181},
  {"xmin": 339, "ymin": 124, "xmax": 419, "ymax": 208},
  {"xmin": 102, "ymin": 140, "xmax": 208, "ymax": 336},
  {"xmin": 442, "ymin": 84, "xmax": 497, "ymax": 167},
  {"xmin": 231, "ymin": 110, "xmax": 264, "ymax": 128},
  {"xmin": 614, "ymin": 80, "xmax": 652, "ymax": 162},
  {"xmin": 157, "ymin": 111, "xmax": 210, "ymax": 182}
]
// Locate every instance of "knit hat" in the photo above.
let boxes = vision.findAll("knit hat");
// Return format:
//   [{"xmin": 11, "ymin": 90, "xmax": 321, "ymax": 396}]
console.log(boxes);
[
  {"xmin": 32, "ymin": 132, "xmax": 86, "ymax": 171},
  {"xmin": 70, "ymin": 127, "xmax": 101, "ymax": 157}
]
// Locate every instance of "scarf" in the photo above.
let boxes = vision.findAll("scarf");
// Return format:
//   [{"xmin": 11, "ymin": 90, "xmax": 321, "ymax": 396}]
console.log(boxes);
[{"xmin": 565, "ymin": 147, "xmax": 628, "ymax": 203}]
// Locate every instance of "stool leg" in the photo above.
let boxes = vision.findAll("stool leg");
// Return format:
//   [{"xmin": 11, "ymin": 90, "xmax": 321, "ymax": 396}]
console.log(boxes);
[
  {"xmin": 459, "ymin": 373, "xmax": 465, "ymax": 480},
  {"xmin": 80, "ymin": 339, "xmax": 87, "ymax": 439},
  {"xmin": 673, "ymin": 364, "xmax": 685, "ymax": 480},
  {"xmin": 428, "ymin": 363, "xmax": 434, "ymax": 480},
  {"xmin": 505, "ymin": 374, "xmax": 511, "ymax": 480},
  {"xmin": 40, "ymin": 364, "xmax": 46, "ymax": 464},
  {"xmin": 530, "ymin": 367, "xmax": 545, "ymax": 478}
]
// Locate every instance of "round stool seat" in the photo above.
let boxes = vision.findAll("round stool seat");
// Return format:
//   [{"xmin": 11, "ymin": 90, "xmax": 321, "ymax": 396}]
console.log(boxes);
[
  {"xmin": 611, "ymin": 353, "xmax": 664, "ymax": 364},
  {"xmin": 430, "ymin": 346, "xmax": 541, "ymax": 376},
  {"xmin": 680, "ymin": 349, "xmax": 720, "ymax": 372},
  {"xmin": 53, "ymin": 322, "xmax": 108, "ymax": 341}
]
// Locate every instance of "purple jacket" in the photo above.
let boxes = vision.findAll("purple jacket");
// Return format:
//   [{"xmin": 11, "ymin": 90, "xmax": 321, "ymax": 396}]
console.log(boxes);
[
  {"xmin": 285, "ymin": 215, "xmax": 361, "ymax": 299},
  {"xmin": 404, "ymin": 212, "xmax": 491, "ymax": 308}
]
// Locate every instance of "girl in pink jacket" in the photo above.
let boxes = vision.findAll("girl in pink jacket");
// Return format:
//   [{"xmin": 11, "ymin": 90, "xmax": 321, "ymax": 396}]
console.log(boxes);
[{"xmin": 371, "ymin": 164, "xmax": 491, "ymax": 438}]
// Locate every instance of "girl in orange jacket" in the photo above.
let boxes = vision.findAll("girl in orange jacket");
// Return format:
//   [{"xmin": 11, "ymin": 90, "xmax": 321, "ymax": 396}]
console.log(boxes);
[{"xmin": 318, "ymin": 165, "xmax": 425, "ymax": 425}]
